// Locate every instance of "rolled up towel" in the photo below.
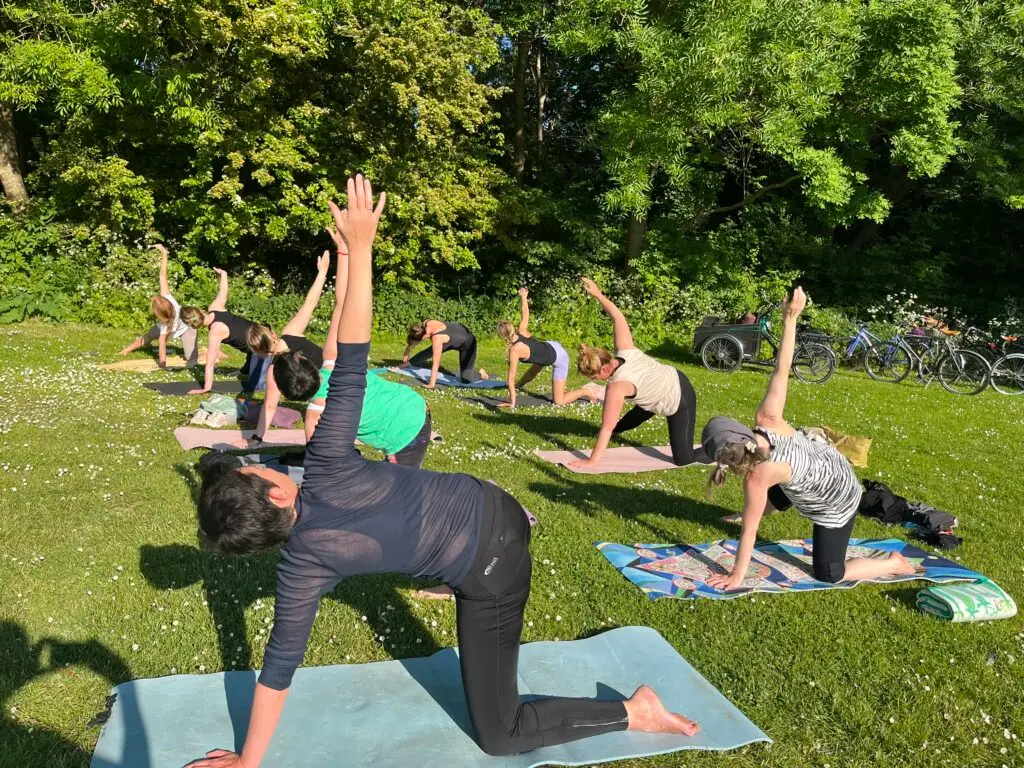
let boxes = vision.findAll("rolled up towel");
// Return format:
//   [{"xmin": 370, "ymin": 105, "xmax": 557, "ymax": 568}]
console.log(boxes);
[{"xmin": 916, "ymin": 579, "xmax": 1017, "ymax": 622}]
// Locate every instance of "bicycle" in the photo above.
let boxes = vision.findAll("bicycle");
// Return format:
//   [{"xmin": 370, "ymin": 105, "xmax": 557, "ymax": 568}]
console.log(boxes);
[
  {"xmin": 694, "ymin": 304, "xmax": 836, "ymax": 384},
  {"xmin": 833, "ymin": 324, "xmax": 915, "ymax": 383},
  {"xmin": 988, "ymin": 333, "xmax": 1024, "ymax": 395}
]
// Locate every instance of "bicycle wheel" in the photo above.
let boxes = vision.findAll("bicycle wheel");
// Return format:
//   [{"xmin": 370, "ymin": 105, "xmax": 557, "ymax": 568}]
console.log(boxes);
[
  {"xmin": 700, "ymin": 334, "xmax": 744, "ymax": 373},
  {"xmin": 989, "ymin": 353, "xmax": 1024, "ymax": 395},
  {"xmin": 937, "ymin": 349, "xmax": 990, "ymax": 395},
  {"xmin": 864, "ymin": 342, "xmax": 912, "ymax": 383},
  {"xmin": 793, "ymin": 342, "xmax": 836, "ymax": 384}
]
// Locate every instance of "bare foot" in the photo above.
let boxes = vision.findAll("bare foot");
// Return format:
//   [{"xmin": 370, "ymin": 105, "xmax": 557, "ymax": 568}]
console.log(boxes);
[
  {"xmin": 478, "ymin": 369, "xmax": 489, "ymax": 380},
  {"xmin": 412, "ymin": 586, "xmax": 454, "ymax": 601},
  {"xmin": 888, "ymin": 551, "xmax": 919, "ymax": 576},
  {"xmin": 624, "ymin": 685, "xmax": 700, "ymax": 737}
]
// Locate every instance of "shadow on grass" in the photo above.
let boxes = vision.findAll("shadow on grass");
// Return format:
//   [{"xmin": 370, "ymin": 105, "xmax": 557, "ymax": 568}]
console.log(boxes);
[
  {"xmin": 646, "ymin": 339, "xmax": 698, "ymax": 368},
  {"xmin": 525, "ymin": 460, "xmax": 735, "ymax": 540},
  {"xmin": 0, "ymin": 620, "xmax": 140, "ymax": 768},
  {"xmin": 470, "ymin": 411, "xmax": 645, "ymax": 453}
]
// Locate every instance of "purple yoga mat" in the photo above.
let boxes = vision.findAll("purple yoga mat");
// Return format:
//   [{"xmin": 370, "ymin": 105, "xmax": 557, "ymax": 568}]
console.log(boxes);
[{"xmin": 242, "ymin": 401, "xmax": 302, "ymax": 428}]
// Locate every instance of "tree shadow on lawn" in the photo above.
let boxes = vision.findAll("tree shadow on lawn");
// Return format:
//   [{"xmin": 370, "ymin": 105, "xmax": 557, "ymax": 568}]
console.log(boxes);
[
  {"xmin": 470, "ymin": 411, "xmax": 646, "ymax": 453},
  {"xmin": 0, "ymin": 620, "xmax": 139, "ymax": 768},
  {"xmin": 525, "ymin": 460, "xmax": 737, "ymax": 540}
]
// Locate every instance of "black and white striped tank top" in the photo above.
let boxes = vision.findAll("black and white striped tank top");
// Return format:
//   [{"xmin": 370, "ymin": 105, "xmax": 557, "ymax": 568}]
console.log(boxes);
[{"xmin": 761, "ymin": 429, "xmax": 861, "ymax": 528}]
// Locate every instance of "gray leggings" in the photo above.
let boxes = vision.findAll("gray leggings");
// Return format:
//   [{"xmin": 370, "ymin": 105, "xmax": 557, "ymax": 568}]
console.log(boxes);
[{"xmin": 142, "ymin": 325, "xmax": 199, "ymax": 366}]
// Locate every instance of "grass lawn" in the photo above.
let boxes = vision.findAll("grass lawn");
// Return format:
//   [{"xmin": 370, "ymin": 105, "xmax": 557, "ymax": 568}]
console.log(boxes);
[{"xmin": 2, "ymin": 319, "xmax": 1023, "ymax": 768}]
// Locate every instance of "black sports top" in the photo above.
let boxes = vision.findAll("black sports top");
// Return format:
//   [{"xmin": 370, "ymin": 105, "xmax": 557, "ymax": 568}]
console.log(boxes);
[
  {"xmin": 258, "ymin": 341, "xmax": 483, "ymax": 691},
  {"xmin": 282, "ymin": 334, "xmax": 324, "ymax": 369},
  {"xmin": 519, "ymin": 335, "xmax": 556, "ymax": 366},
  {"xmin": 439, "ymin": 322, "xmax": 473, "ymax": 350},
  {"xmin": 209, "ymin": 310, "xmax": 254, "ymax": 352}
]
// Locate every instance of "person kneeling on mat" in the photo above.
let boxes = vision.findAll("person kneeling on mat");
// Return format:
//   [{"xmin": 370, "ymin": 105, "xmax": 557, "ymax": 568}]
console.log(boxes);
[
  {"xmin": 572, "ymin": 277, "xmax": 703, "ymax": 470},
  {"xmin": 701, "ymin": 287, "xmax": 918, "ymax": 592},
  {"xmin": 180, "ymin": 269, "xmax": 264, "ymax": 395},
  {"xmin": 401, "ymin": 319, "xmax": 488, "ymax": 389},
  {"xmin": 496, "ymin": 287, "xmax": 597, "ymax": 408},
  {"xmin": 242, "ymin": 229, "xmax": 434, "ymax": 469},
  {"xmin": 184, "ymin": 177, "xmax": 698, "ymax": 768}
]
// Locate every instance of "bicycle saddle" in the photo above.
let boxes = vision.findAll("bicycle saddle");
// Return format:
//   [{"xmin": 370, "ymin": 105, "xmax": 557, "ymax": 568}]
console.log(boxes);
[
  {"xmin": 940, "ymin": 328, "xmax": 960, "ymax": 336},
  {"xmin": 1002, "ymin": 335, "xmax": 1018, "ymax": 342}
]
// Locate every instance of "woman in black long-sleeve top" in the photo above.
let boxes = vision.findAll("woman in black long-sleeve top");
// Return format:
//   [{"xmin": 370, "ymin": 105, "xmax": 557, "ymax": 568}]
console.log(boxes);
[{"xmin": 184, "ymin": 177, "xmax": 699, "ymax": 768}]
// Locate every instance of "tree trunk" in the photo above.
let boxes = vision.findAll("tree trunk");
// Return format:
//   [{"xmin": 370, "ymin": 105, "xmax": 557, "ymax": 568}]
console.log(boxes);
[
  {"xmin": 846, "ymin": 167, "xmax": 913, "ymax": 255},
  {"xmin": 0, "ymin": 104, "xmax": 29, "ymax": 205},
  {"xmin": 513, "ymin": 32, "xmax": 530, "ymax": 183},
  {"xmin": 534, "ymin": 46, "xmax": 546, "ymax": 179},
  {"xmin": 625, "ymin": 213, "xmax": 648, "ymax": 266}
]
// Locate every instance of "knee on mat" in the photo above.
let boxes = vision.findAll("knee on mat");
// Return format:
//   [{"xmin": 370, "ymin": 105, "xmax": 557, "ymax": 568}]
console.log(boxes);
[
  {"xmin": 475, "ymin": 732, "xmax": 514, "ymax": 757},
  {"xmin": 814, "ymin": 562, "xmax": 846, "ymax": 584}
]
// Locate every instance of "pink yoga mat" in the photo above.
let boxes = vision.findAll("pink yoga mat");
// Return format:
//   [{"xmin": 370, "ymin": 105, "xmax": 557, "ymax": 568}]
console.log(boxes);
[
  {"xmin": 534, "ymin": 445, "xmax": 706, "ymax": 474},
  {"xmin": 175, "ymin": 427, "xmax": 306, "ymax": 451},
  {"xmin": 242, "ymin": 401, "xmax": 301, "ymax": 428},
  {"xmin": 175, "ymin": 428, "xmax": 444, "ymax": 451}
]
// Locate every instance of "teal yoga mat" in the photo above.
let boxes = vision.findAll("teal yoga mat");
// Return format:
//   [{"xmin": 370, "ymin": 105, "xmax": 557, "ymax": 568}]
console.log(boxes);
[{"xmin": 91, "ymin": 626, "xmax": 769, "ymax": 768}]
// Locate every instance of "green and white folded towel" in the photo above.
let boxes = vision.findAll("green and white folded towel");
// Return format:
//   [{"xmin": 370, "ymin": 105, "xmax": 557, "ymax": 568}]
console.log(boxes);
[{"xmin": 916, "ymin": 579, "xmax": 1017, "ymax": 622}]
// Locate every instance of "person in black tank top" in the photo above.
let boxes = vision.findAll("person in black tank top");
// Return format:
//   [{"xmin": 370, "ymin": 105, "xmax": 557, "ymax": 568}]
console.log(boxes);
[
  {"xmin": 496, "ymin": 288, "xmax": 598, "ymax": 407},
  {"xmin": 402, "ymin": 319, "xmax": 489, "ymax": 388},
  {"xmin": 183, "ymin": 179, "xmax": 700, "ymax": 768},
  {"xmin": 179, "ymin": 267, "xmax": 262, "ymax": 395},
  {"xmin": 242, "ymin": 251, "xmax": 333, "ymax": 442}
]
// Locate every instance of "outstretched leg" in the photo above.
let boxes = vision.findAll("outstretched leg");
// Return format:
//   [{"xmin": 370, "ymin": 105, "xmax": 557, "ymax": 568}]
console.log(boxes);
[{"xmin": 119, "ymin": 324, "xmax": 160, "ymax": 355}]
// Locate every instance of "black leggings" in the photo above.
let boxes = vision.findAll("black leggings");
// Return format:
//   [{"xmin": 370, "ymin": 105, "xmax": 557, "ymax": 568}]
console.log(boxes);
[
  {"xmin": 453, "ymin": 483, "xmax": 628, "ymax": 756},
  {"xmin": 767, "ymin": 486, "xmax": 858, "ymax": 583},
  {"xmin": 409, "ymin": 337, "xmax": 481, "ymax": 383},
  {"xmin": 391, "ymin": 409, "xmax": 432, "ymax": 468},
  {"xmin": 612, "ymin": 370, "xmax": 698, "ymax": 465}
]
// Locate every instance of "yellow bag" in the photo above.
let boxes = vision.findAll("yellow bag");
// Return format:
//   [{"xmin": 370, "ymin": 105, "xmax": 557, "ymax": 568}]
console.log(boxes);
[{"xmin": 821, "ymin": 425, "xmax": 872, "ymax": 468}]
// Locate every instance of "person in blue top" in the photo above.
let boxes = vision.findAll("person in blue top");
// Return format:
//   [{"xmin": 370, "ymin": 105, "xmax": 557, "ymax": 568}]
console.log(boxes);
[{"xmin": 185, "ymin": 176, "xmax": 699, "ymax": 768}]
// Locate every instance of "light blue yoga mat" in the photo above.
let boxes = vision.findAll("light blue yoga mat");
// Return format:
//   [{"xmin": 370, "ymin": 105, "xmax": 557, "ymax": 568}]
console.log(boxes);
[
  {"xmin": 387, "ymin": 365, "xmax": 507, "ymax": 389},
  {"xmin": 91, "ymin": 626, "xmax": 769, "ymax": 767}
]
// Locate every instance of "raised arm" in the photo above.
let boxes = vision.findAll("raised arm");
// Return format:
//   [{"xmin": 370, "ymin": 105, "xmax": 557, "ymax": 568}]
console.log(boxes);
[
  {"xmin": 209, "ymin": 268, "xmax": 229, "ymax": 311},
  {"xmin": 581, "ymin": 277, "xmax": 634, "ymax": 351},
  {"xmin": 321, "ymin": 232, "xmax": 349, "ymax": 366},
  {"xmin": 301, "ymin": 175, "xmax": 386, "ymax": 465},
  {"xmin": 517, "ymin": 287, "xmax": 530, "ymax": 335},
  {"xmin": 154, "ymin": 244, "xmax": 171, "ymax": 296},
  {"xmin": 755, "ymin": 287, "xmax": 805, "ymax": 429},
  {"xmin": 280, "ymin": 251, "xmax": 330, "ymax": 337}
]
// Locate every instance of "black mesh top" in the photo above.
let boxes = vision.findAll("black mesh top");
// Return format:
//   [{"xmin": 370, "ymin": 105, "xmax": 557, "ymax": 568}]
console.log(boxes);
[{"xmin": 258, "ymin": 341, "xmax": 483, "ymax": 690}]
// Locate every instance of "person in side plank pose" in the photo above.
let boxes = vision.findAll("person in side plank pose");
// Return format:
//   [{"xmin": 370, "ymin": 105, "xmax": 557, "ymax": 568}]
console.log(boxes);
[
  {"xmin": 180, "ymin": 269, "xmax": 262, "ymax": 394},
  {"xmin": 118, "ymin": 244, "xmax": 200, "ymax": 368},
  {"xmin": 573, "ymin": 277, "xmax": 703, "ymax": 470},
  {"xmin": 185, "ymin": 176, "xmax": 698, "ymax": 768},
  {"xmin": 701, "ymin": 287, "xmax": 917, "ymax": 592},
  {"xmin": 495, "ymin": 287, "xmax": 596, "ymax": 408}
]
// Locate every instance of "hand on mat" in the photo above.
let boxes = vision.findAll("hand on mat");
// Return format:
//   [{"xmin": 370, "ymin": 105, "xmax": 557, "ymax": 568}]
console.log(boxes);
[
  {"xmin": 423, "ymin": 382, "xmax": 437, "ymax": 390},
  {"xmin": 782, "ymin": 286, "xmax": 806, "ymax": 321},
  {"xmin": 705, "ymin": 572, "xmax": 744, "ymax": 592},
  {"xmin": 188, "ymin": 387, "xmax": 210, "ymax": 395},
  {"xmin": 497, "ymin": 402, "xmax": 515, "ymax": 409},
  {"xmin": 567, "ymin": 458, "xmax": 597, "ymax": 470},
  {"xmin": 184, "ymin": 748, "xmax": 241, "ymax": 767}
]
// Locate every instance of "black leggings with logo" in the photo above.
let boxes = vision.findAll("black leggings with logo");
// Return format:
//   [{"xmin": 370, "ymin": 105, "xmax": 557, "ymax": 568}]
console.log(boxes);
[{"xmin": 453, "ymin": 483, "xmax": 628, "ymax": 755}]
